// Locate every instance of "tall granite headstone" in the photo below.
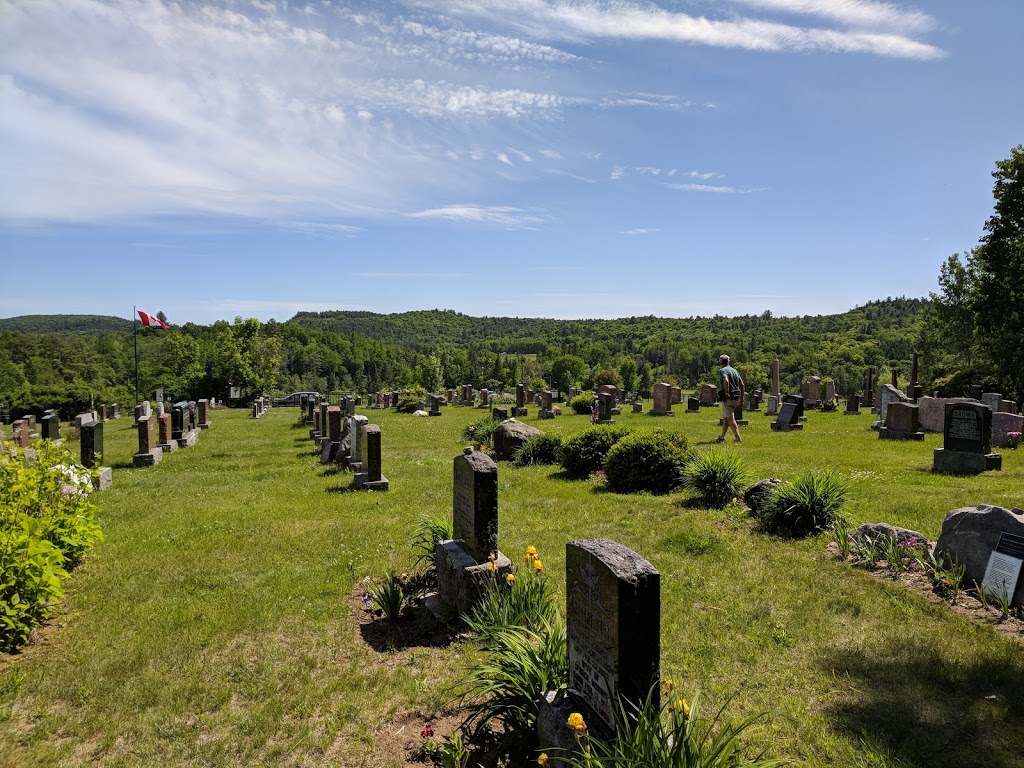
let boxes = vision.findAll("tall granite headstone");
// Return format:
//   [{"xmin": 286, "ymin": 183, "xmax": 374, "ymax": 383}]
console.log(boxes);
[
  {"xmin": 651, "ymin": 383, "xmax": 674, "ymax": 416},
  {"xmin": 933, "ymin": 402, "xmax": 1001, "ymax": 474},
  {"xmin": 353, "ymin": 423, "xmax": 390, "ymax": 490},
  {"xmin": 132, "ymin": 415, "xmax": 163, "ymax": 467}
]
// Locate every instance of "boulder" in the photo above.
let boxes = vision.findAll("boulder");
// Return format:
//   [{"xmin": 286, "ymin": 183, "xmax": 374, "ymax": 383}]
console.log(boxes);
[
  {"xmin": 492, "ymin": 418, "xmax": 542, "ymax": 461},
  {"xmin": 552, "ymin": 405, "xmax": 562, "ymax": 416},
  {"xmin": 935, "ymin": 505, "xmax": 1024, "ymax": 608},
  {"xmin": 854, "ymin": 523, "xmax": 930, "ymax": 550},
  {"xmin": 743, "ymin": 478, "xmax": 783, "ymax": 514}
]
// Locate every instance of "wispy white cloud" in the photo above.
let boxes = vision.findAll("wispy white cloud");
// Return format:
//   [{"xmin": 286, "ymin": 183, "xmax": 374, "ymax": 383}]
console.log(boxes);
[
  {"xmin": 545, "ymin": 169, "xmax": 597, "ymax": 183},
  {"xmin": 666, "ymin": 183, "xmax": 767, "ymax": 194},
  {"xmin": 610, "ymin": 166, "xmax": 625, "ymax": 181},
  {"xmin": 407, "ymin": 204, "xmax": 544, "ymax": 227},
  {"xmin": 273, "ymin": 221, "xmax": 365, "ymax": 236},
  {"xmin": 423, "ymin": 0, "xmax": 944, "ymax": 59},
  {"xmin": 620, "ymin": 228, "xmax": 658, "ymax": 235},
  {"xmin": 600, "ymin": 93, "xmax": 691, "ymax": 110},
  {"xmin": 688, "ymin": 170, "xmax": 721, "ymax": 180},
  {"xmin": 538, "ymin": 149, "xmax": 563, "ymax": 159},
  {"xmin": 730, "ymin": 0, "xmax": 935, "ymax": 32},
  {"xmin": 497, "ymin": 152, "xmax": 514, "ymax": 166}
]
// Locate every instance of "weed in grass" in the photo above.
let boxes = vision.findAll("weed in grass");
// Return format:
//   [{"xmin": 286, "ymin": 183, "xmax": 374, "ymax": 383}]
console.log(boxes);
[
  {"xmin": 831, "ymin": 517, "xmax": 853, "ymax": 560},
  {"xmin": 411, "ymin": 515, "xmax": 453, "ymax": 574},
  {"xmin": 368, "ymin": 572, "xmax": 406, "ymax": 622},
  {"xmin": 683, "ymin": 450, "xmax": 748, "ymax": 509}
]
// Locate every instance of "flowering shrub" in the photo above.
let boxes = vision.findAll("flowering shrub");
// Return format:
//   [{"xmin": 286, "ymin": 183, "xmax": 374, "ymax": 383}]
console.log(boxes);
[
  {"xmin": 1006, "ymin": 431, "xmax": 1022, "ymax": 449},
  {"xmin": 1, "ymin": 442, "xmax": 103, "ymax": 652}
]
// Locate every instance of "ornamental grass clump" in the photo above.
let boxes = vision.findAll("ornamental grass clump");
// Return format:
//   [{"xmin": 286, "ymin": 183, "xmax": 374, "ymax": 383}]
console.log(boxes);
[
  {"xmin": 603, "ymin": 430, "xmax": 691, "ymax": 495},
  {"xmin": 512, "ymin": 434, "xmax": 564, "ymax": 467},
  {"xmin": 410, "ymin": 514, "xmax": 452, "ymax": 575},
  {"xmin": 367, "ymin": 571, "xmax": 406, "ymax": 623},
  {"xmin": 569, "ymin": 393, "xmax": 595, "ymax": 415},
  {"xmin": 561, "ymin": 685, "xmax": 792, "ymax": 768},
  {"xmin": 462, "ymin": 417, "xmax": 500, "ymax": 447},
  {"xmin": 755, "ymin": 470, "xmax": 850, "ymax": 538},
  {"xmin": 683, "ymin": 450, "xmax": 749, "ymax": 509},
  {"xmin": 467, "ymin": 547, "xmax": 558, "ymax": 637},
  {"xmin": 560, "ymin": 425, "xmax": 633, "ymax": 479}
]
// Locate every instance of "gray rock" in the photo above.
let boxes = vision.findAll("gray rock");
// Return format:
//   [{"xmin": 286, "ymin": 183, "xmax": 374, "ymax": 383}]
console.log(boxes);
[
  {"xmin": 854, "ymin": 523, "xmax": 930, "ymax": 549},
  {"xmin": 743, "ymin": 478, "xmax": 782, "ymax": 513},
  {"xmin": 935, "ymin": 505, "xmax": 1024, "ymax": 608},
  {"xmin": 492, "ymin": 418, "xmax": 542, "ymax": 461}
]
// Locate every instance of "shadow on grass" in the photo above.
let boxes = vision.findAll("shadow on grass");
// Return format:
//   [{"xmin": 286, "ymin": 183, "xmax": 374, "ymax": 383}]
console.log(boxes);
[
  {"xmin": 821, "ymin": 636, "xmax": 1024, "ymax": 768},
  {"xmin": 295, "ymin": 450, "xmax": 321, "ymax": 459},
  {"xmin": 359, "ymin": 605, "xmax": 459, "ymax": 653},
  {"xmin": 110, "ymin": 459, "xmax": 135, "ymax": 470},
  {"xmin": 326, "ymin": 483, "xmax": 358, "ymax": 494},
  {"xmin": 674, "ymin": 495, "xmax": 715, "ymax": 510}
]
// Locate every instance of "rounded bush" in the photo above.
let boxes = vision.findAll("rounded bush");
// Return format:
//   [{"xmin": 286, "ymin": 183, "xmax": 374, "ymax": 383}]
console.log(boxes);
[
  {"xmin": 603, "ymin": 430, "xmax": 691, "ymax": 494},
  {"xmin": 755, "ymin": 470, "xmax": 850, "ymax": 537},
  {"xmin": 684, "ymin": 450, "xmax": 749, "ymax": 508},
  {"xmin": 512, "ymin": 434, "xmax": 564, "ymax": 467},
  {"xmin": 560, "ymin": 425, "xmax": 633, "ymax": 479},
  {"xmin": 569, "ymin": 393, "xmax": 595, "ymax": 415}
]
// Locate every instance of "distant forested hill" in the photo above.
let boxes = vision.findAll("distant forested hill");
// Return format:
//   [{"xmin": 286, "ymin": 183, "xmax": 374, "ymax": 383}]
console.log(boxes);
[{"xmin": 0, "ymin": 314, "xmax": 133, "ymax": 334}]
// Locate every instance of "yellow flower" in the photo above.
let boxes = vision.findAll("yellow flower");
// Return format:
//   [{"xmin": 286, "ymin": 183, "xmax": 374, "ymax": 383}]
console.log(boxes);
[
  {"xmin": 487, "ymin": 561, "xmax": 497, "ymax": 573},
  {"xmin": 526, "ymin": 545, "xmax": 538, "ymax": 557},
  {"xmin": 567, "ymin": 712, "xmax": 586, "ymax": 733},
  {"xmin": 679, "ymin": 699, "xmax": 690, "ymax": 718},
  {"xmin": 533, "ymin": 559, "xmax": 543, "ymax": 573},
  {"xmin": 537, "ymin": 754, "xmax": 550, "ymax": 767},
  {"xmin": 488, "ymin": 552, "xmax": 497, "ymax": 562},
  {"xmin": 506, "ymin": 573, "xmax": 516, "ymax": 584},
  {"xmin": 664, "ymin": 678, "xmax": 674, "ymax": 691}
]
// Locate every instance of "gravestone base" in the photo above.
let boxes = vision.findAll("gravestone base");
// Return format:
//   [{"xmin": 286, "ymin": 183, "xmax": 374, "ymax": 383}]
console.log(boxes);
[
  {"xmin": 434, "ymin": 540, "xmax": 512, "ymax": 617},
  {"xmin": 347, "ymin": 460, "xmax": 363, "ymax": 472},
  {"xmin": 805, "ymin": 400, "xmax": 820, "ymax": 410},
  {"xmin": 352, "ymin": 472, "xmax": 390, "ymax": 491},
  {"xmin": 932, "ymin": 448, "xmax": 1002, "ymax": 475},
  {"xmin": 199, "ymin": 421, "xmax": 212, "ymax": 430},
  {"xmin": 879, "ymin": 427, "xmax": 925, "ymax": 441},
  {"xmin": 309, "ymin": 429, "xmax": 318, "ymax": 440},
  {"xmin": 176, "ymin": 429, "xmax": 200, "ymax": 448},
  {"xmin": 719, "ymin": 418, "xmax": 749, "ymax": 426},
  {"xmin": 428, "ymin": 410, "xmax": 442, "ymax": 417},
  {"xmin": 821, "ymin": 403, "xmax": 836, "ymax": 412},
  {"xmin": 610, "ymin": 407, "xmax": 622, "ymax": 416},
  {"xmin": 132, "ymin": 447, "xmax": 163, "ymax": 468},
  {"xmin": 650, "ymin": 410, "xmax": 675, "ymax": 417},
  {"xmin": 770, "ymin": 422, "xmax": 804, "ymax": 432},
  {"xmin": 157, "ymin": 440, "xmax": 178, "ymax": 454},
  {"xmin": 595, "ymin": 418, "xmax": 615, "ymax": 425},
  {"xmin": 513, "ymin": 407, "xmax": 528, "ymax": 417},
  {"xmin": 870, "ymin": 420, "xmax": 883, "ymax": 431},
  {"xmin": 798, "ymin": 416, "xmax": 808, "ymax": 422},
  {"xmin": 536, "ymin": 689, "xmax": 612, "ymax": 768},
  {"xmin": 92, "ymin": 467, "xmax": 113, "ymax": 491},
  {"xmin": 538, "ymin": 410, "xmax": 555, "ymax": 420}
]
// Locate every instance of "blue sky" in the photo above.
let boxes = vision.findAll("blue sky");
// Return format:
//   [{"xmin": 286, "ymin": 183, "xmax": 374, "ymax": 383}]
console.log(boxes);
[{"xmin": 1, "ymin": 1, "xmax": 1021, "ymax": 325}]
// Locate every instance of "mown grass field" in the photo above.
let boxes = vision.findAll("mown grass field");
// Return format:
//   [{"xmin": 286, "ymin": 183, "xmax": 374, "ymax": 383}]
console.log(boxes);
[{"xmin": 1, "ymin": 402, "xmax": 1022, "ymax": 767}]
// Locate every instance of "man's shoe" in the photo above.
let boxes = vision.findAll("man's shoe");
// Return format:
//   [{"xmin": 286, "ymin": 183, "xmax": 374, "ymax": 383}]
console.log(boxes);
[{"xmin": 714, "ymin": 436, "xmax": 725, "ymax": 443}]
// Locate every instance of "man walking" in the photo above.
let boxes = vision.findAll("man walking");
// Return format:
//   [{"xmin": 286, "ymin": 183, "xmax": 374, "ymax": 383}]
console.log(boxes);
[{"xmin": 716, "ymin": 354, "xmax": 744, "ymax": 443}]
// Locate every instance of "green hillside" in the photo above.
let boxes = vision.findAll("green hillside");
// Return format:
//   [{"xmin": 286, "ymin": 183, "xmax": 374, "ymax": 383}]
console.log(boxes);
[{"xmin": 0, "ymin": 314, "xmax": 133, "ymax": 334}]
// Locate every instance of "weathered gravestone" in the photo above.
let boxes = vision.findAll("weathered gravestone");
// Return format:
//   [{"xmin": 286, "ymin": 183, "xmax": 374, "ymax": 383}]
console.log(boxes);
[
  {"xmin": 538, "ymin": 390, "xmax": 555, "ymax": 420},
  {"xmin": 433, "ymin": 449, "xmax": 511, "ymax": 617},
  {"xmin": 802, "ymin": 376, "xmax": 822, "ymax": 409},
  {"xmin": 936, "ymin": 505, "xmax": 1024, "ymax": 608},
  {"xmin": 514, "ymin": 384, "xmax": 528, "ymax": 417},
  {"xmin": 699, "ymin": 383, "xmax": 718, "ymax": 407},
  {"xmin": 81, "ymin": 420, "xmax": 112, "ymax": 490},
  {"xmin": 685, "ymin": 395, "xmax": 699, "ymax": 413},
  {"xmin": 596, "ymin": 392, "xmax": 615, "ymax": 425},
  {"xmin": 132, "ymin": 415, "xmax": 162, "ymax": 467},
  {"xmin": 992, "ymin": 411, "xmax": 1024, "ymax": 447},
  {"xmin": 13, "ymin": 419, "xmax": 31, "ymax": 449},
  {"xmin": 538, "ymin": 539, "xmax": 660, "ymax": 756},
  {"xmin": 771, "ymin": 401, "xmax": 804, "ymax": 432},
  {"xmin": 669, "ymin": 386, "xmax": 682, "ymax": 405},
  {"xmin": 157, "ymin": 412, "xmax": 177, "ymax": 454},
  {"xmin": 353, "ymin": 424, "xmax": 389, "ymax": 491},
  {"xmin": 110, "ymin": 403, "xmax": 121, "ymax": 419},
  {"xmin": 844, "ymin": 394, "xmax": 861, "ymax": 415},
  {"xmin": 632, "ymin": 401, "xmax": 642, "ymax": 413},
  {"xmin": 932, "ymin": 402, "xmax": 1001, "ymax": 474},
  {"xmin": 871, "ymin": 384, "xmax": 908, "ymax": 430},
  {"xmin": 492, "ymin": 406, "xmax": 509, "ymax": 422},
  {"xmin": 198, "ymin": 399, "xmax": 211, "ymax": 429},
  {"xmin": 97, "ymin": 404, "xmax": 107, "ymax": 422},
  {"xmin": 981, "ymin": 393, "xmax": 1003, "ymax": 412},
  {"xmin": 651, "ymin": 383, "xmax": 674, "ymax": 416},
  {"xmin": 782, "ymin": 394, "xmax": 806, "ymax": 421},
  {"xmin": 479, "ymin": 389, "xmax": 489, "ymax": 407},
  {"xmin": 879, "ymin": 402, "xmax": 925, "ymax": 441},
  {"xmin": 765, "ymin": 395, "xmax": 778, "ymax": 416},
  {"xmin": 822, "ymin": 379, "xmax": 837, "ymax": 411},
  {"xmin": 346, "ymin": 414, "xmax": 369, "ymax": 470},
  {"xmin": 917, "ymin": 395, "xmax": 978, "ymax": 433}
]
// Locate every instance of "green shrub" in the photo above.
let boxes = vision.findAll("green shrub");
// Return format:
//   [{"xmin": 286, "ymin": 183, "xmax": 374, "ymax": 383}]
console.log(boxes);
[
  {"xmin": 604, "ymin": 430, "xmax": 691, "ymax": 494},
  {"xmin": 491, "ymin": 394, "xmax": 515, "ymax": 405},
  {"xmin": 560, "ymin": 425, "xmax": 633, "ymax": 479},
  {"xmin": 755, "ymin": 470, "xmax": 850, "ymax": 538},
  {"xmin": 397, "ymin": 396, "xmax": 423, "ymax": 414},
  {"xmin": 462, "ymin": 417, "xmax": 500, "ymax": 446},
  {"xmin": 684, "ymin": 450, "xmax": 749, "ymax": 509},
  {"xmin": 562, "ymin": 685, "xmax": 792, "ymax": 768},
  {"xmin": 569, "ymin": 392, "xmax": 595, "ymax": 415},
  {"xmin": 512, "ymin": 434, "xmax": 564, "ymax": 467},
  {"xmin": 0, "ymin": 442, "xmax": 103, "ymax": 652}
]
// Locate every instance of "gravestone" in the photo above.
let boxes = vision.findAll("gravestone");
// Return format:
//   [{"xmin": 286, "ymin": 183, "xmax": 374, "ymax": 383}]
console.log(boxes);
[
  {"xmin": 933, "ymin": 402, "xmax": 1001, "ymax": 474},
  {"xmin": 514, "ymin": 384, "xmax": 528, "ymax": 417},
  {"xmin": 13, "ymin": 419, "xmax": 31, "ymax": 448},
  {"xmin": 429, "ymin": 395, "xmax": 442, "ymax": 417},
  {"xmin": 560, "ymin": 538, "xmax": 660, "ymax": 736},
  {"xmin": 132, "ymin": 415, "xmax": 163, "ymax": 467},
  {"xmin": 353, "ymin": 424, "xmax": 389, "ymax": 490},
  {"xmin": 822, "ymin": 380, "xmax": 837, "ymax": 412},
  {"xmin": 782, "ymin": 394, "xmax": 806, "ymax": 421},
  {"xmin": 40, "ymin": 413, "xmax": 61, "ymax": 442},
  {"xmin": 81, "ymin": 420, "xmax": 112, "ymax": 490},
  {"xmin": 321, "ymin": 406, "xmax": 343, "ymax": 464},
  {"xmin": 992, "ymin": 412, "xmax": 1024, "ymax": 448},
  {"xmin": 98, "ymin": 404, "xmax": 107, "ymax": 422},
  {"xmin": 198, "ymin": 399, "xmax": 211, "ymax": 429},
  {"xmin": 686, "ymin": 396, "xmax": 699, "ymax": 413},
  {"xmin": 844, "ymin": 394, "xmax": 861, "ymax": 415},
  {"xmin": 873, "ymin": 384, "xmax": 908, "ymax": 430},
  {"xmin": 491, "ymin": 406, "xmax": 509, "ymax": 422},
  {"xmin": 981, "ymin": 393, "xmax": 1003, "ymax": 412},
  {"xmin": 802, "ymin": 376, "xmax": 821, "ymax": 409},
  {"xmin": 765, "ymin": 395, "xmax": 778, "ymax": 416},
  {"xmin": 936, "ymin": 505, "xmax": 1024, "ymax": 608},
  {"xmin": 479, "ymin": 389, "xmax": 489, "ymax": 407},
  {"xmin": 879, "ymin": 402, "xmax": 925, "ymax": 441},
  {"xmin": 461, "ymin": 384, "xmax": 473, "ymax": 405},
  {"xmin": 771, "ymin": 402, "xmax": 804, "ymax": 432},
  {"xmin": 595, "ymin": 392, "xmax": 615, "ymax": 425},
  {"xmin": 156, "ymin": 412, "xmax": 177, "ymax": 454},
  {"xmin": 669, "ymin": 386, "xmax": 682, "ymax": 405},
  {"xmin": 156, "ymin": 401, "xmax": 165, "ymax": 418},
  {"xmin": 434, "ymin": 449, "xmax": 511, "ymax": 616},
  {"xmin": 910, "ymin": 352, "xmax": 923, "ymax": 401},
  {"xmin": 539, "ymin": 390, "xmax": 555, "ymax": 420},
  {"xmin": 632, "ymin": 401, "xmax": 642, "ymax": 413},
  {"xmin": 863, "ymin": 367, "xmax": 874, "ymax": 407},
  {"xmin": 699, "ymin": 383, "xmax": 717, "ymax": 407},
  {"xmin": 306, "ymin": 397, "xmax": 316, "ymax": 424},
  {"xmin": 347, "ymin": 414, "xmax": 369, "ymax": 470},
  {"xmin": 110, "ymin": 403, "xmax": 121, "ymax": 419},
  {"xmin": 134, "ymin": 404, "xmax": 143, "ymax": 425},
  {"xmin": 651, "ymin": 383, "xmax": 674, "ymax": 416},
  {"xmin": 918, "ymin": 396, "xmax": 978, "ymax": 432}
]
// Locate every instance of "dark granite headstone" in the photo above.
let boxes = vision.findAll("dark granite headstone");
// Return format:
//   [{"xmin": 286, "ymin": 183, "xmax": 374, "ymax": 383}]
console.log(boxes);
[
  {"xmin": 596, "ymin": 392, "xmax": 614, "ymax": 424},
  {"xmin": 845, "ymin": 394, "xmax": 861, "ymax": 414},
  {"xmin": 452, "ymin": 450, "xmax": 498, "ymax": 561},
  {"xmin": 40, "ymin": 413, "xmax": 60, "ymax": 441},
  {"xmin": 944, "ymin": 402, "xmax": 991, "ymax": 454},
  {"xmin": 686, "ymin": 396, "xmax": 699, "ymax": 413},
  {"xmin": 81, "ymin": 420, "xmax": 103, "ymax": 468},
  {"xmin": 566, "ymin": 538, "xmax": 660, "ymax": 735},
  {"xmin": 171, "ymin": 402, "xmax": 190, "ymax": 441},
  {"xmin": 782, "ymin": 394, "xmax": 805, "ymax": 420}
]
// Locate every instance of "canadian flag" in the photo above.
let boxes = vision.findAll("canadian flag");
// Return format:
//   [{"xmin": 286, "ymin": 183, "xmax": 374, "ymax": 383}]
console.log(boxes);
[{"xmin": 138, "ymin": 310, "xmax": 170, "ymax": 329}]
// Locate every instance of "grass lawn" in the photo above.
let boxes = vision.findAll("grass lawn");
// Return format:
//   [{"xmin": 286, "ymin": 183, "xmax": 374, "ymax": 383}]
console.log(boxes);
[{"xmin": 1, "ymin": 402, "xmax": 1022, "ymax": 767}]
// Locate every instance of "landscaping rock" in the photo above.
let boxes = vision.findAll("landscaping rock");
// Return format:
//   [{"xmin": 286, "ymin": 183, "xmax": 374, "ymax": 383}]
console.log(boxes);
[
  {"xmin": 854, "ymin": 523, "xmax": 930, "ymax": 549},
  {"xmin": 743, "ymin": 478, "xmax": 782, "ymax": 513},
  {"xmin": 552, "ymin": 405, "xmax": 562, "ymax": 416},
  {"xmin": 491, "ymin": 418, "xmax": 542, "ymax": 461},
  {"xmin": 935, "ymin": 505, "xmax": 1024, "ymax": 608}
]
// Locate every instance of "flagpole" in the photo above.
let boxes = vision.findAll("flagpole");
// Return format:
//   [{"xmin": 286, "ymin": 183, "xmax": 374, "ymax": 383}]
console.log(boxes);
[{"xmin": 134, "ymin": 304, "xmax": 139, "ymax": 406}]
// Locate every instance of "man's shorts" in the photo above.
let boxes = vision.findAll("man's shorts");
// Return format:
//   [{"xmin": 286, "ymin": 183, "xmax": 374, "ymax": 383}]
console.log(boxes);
[{"xmin": 721, "ymin": 399, "xmax": 741, "ymax": 418}]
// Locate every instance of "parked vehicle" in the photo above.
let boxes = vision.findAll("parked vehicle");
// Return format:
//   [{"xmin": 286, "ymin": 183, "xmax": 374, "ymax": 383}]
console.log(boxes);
[{"xmin": 272, "ymin": 391, "xmax": 318, "ymax": 407}]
